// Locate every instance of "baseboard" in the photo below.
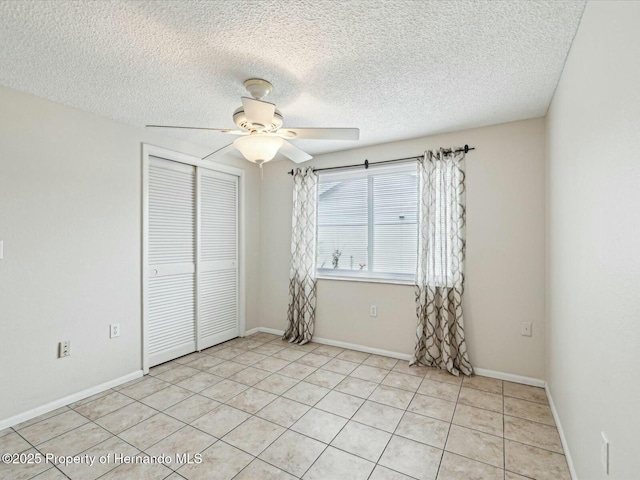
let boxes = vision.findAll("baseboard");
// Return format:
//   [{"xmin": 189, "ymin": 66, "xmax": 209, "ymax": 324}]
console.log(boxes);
[
  {"xmin": 473, "ymin": 368, "xmax": 545, "ymax": 388},
  {"xmin": 546, "ymin": 383, "xmax": 578, "ymax": 480},
  {"xmin": 253, "ymin": 328, "xmax": 547, "ymax": 387},
  {"xmin": 0, "ymin": 370, "xmax": 143, "ymax": 431},
  {"xmin": 256, "ymin": 327, "xmax": 286, "ymax": 337},
  {"xmin": 247, "ymin": 327, "xmax": 409, "ymax": 363},
  {"xmin": 314, "ymin": 335, "xmax": 412, "ymax": 361},
  {"xmin": 255, "ymin": 327, "xmax": 413, "ymax": 361}
]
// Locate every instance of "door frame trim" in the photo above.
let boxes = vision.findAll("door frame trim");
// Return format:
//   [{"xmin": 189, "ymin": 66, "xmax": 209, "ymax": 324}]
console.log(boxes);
[{"xmin": 141, "ymin": 144, "xmax": 246, "ymax": 374}]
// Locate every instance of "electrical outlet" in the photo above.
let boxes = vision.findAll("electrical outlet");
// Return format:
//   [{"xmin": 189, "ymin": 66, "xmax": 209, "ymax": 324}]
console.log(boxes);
[
  {"xmin": 601, "ymin": 432, "xmax": 609, "ymax": 474},
  {"xmin": 58, "ymin": 341, "xmax": 70, "ymax": 358},
  {"xmin": 370, "ymin": 305, "xmax": 377, "ymax": 317},
  {"xmin": 521, "ymin": 322, "xmax": 532, "ymax": 336},
  {"xmin": 110, "ymin": 323, "xmax": 121, "ymax": 338}
]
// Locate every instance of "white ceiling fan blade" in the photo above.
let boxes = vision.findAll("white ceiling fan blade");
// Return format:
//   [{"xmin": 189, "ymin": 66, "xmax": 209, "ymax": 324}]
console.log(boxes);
[
  {"xmin": 241, "ymin": 97, "xmax": 276, "ymax": 127},
  {"xmin": 277, "ymin": 127, "xmax": 359, "ymax": 140},
  {"xmin": 145, "ymin": 125, "xmax": 246, "ymax": 135},
  {"xmin": 202, "ymin": 143, "xmax": 236, "ymax": 161},
  {"xmin": 280, "ymin": 140, "xmax": 313, "ymax": 163}
]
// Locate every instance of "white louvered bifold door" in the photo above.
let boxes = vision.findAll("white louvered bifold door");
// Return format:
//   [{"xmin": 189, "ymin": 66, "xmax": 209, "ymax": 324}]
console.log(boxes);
[
  {"xmin": 148, "ymin": 157, "xmax": 196, "ymax": 367},
  {"xmin": 197, "ymin": 168, "xmax": 239, "ymax": 350}
]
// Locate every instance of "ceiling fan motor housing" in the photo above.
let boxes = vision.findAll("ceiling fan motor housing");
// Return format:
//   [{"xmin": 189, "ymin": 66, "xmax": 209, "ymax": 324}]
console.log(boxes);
[{"xmin": 233, "ymin": 107, "xmax": 283, "ymax": 132}]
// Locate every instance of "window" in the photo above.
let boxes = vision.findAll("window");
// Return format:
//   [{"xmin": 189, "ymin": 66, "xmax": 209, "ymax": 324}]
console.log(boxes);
[{"xmin": 316, "ymin": 164, "xmax": 418, "ymax": 282}]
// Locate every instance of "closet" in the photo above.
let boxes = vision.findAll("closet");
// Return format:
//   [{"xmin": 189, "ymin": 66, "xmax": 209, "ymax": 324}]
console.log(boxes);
[{"xmin": 145, "ymin": 152, "xmax": 241, "ymax": 368}]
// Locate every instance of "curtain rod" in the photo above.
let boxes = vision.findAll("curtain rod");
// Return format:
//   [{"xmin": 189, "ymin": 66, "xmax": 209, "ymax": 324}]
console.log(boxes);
[{"xmin": 287, "ymin": 144, "xmax": 475, "ymax": 175}]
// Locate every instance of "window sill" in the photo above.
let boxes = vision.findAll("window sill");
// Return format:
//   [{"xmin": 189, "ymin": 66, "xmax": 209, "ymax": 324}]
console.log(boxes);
[{"xmin": 316, "ymin": 274, "xmax": 415, "ymax": 287}]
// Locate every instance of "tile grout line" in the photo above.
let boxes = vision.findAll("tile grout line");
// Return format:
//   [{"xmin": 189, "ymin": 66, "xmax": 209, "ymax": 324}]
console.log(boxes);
[
  {"xmin": 435, "ymin": 373, "xmax": 465, "ymax": 479},
  {"xmin": 43, "ymin": 374, "xmax": 513, "ymax": 476},
  {"xmin": 362, "ymin": 356, "xmax": 397, "ymax": 479},
  {"xmin": 30, "ymin": 425, "xmax": 138, "ymax": 480},
  {"xmin": 21, "ymin": 383, "xmax": 195, "ymax": 477},
  {"xmin": 13, "ymin": 334, "xmax": 561, "ymax": 480},
  {"xmin": 215, "ymin": 336, "xmax": 561, "ymax": 476},
  {"xmin": 228, "ymin": 343, "xmax": 384, "ymax": 478},
  {"xmin": 47, "ymin": 360, "xmax": 396, "ymax": 476},
  {"xmin": 503, "ymin": 386, "xmax": 507, "ymax": 478}
]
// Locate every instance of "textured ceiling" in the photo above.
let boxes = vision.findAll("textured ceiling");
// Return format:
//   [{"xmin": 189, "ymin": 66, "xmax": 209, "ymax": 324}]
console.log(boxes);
[{"xmin": 0, "ymin": 0, "xmax": 585, "ymax": 158}]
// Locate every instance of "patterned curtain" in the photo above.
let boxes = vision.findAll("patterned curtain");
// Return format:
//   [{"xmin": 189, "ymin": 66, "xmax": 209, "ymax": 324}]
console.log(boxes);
[
  {"xmin": 412, "ymin": 149, "xmax": 473, "ymax": 376},
  {"xmin": 284, "ymin": 167, "xmax": 318, "ymax": 345}
]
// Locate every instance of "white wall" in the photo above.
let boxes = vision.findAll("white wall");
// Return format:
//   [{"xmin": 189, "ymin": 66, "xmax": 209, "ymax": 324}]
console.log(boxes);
[
  {"xmin": 260, "ymin": 117, "xmax": 546, "ymax": 379},
  {"xmin": 545, "ymin": 2, "xmax": 640, "ymax": 478},
  {"xmin": 0, "ymin": 86, "xmax": 261, "ymax": 421}
]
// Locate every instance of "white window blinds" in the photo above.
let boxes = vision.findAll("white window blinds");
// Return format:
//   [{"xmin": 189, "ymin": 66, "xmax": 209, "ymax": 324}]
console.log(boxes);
[{"xmin": 316, "ymin": 164, "xmax": 418, "ymax": 282}]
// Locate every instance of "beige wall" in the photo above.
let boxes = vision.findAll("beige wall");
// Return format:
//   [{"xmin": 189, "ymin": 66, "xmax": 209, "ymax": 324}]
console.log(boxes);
[
  {"xmin": 260, "ymin": 117, "xmax": 546, "ymax": 379},
  {"xmin": 0, "ymin": 85, "xmax": 261, "ymax": 421},
  {"xmin": 545, "ymin": 2, "xmax": 640, "ymax": 478}
]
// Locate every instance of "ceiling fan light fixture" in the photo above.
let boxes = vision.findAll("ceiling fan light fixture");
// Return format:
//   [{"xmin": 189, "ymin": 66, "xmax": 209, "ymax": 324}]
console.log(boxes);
[
  {"xmin": 147, "ymin": 78, "xmax": 359, "ymax": 165},
  {"xmin": 233, "ymin": 134, "xmax": 283, "ymax": 163}
]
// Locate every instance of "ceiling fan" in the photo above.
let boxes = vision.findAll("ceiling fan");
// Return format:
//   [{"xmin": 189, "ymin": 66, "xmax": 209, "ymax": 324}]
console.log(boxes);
[{"xmin": 146, "ymin": 78, "xmax": 359, "ymax": 165}]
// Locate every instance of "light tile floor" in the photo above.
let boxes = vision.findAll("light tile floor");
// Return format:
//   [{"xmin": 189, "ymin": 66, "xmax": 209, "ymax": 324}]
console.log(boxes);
[{"xmin": 0, "ymin": 333, "xmax": 571, "ymax": 480}]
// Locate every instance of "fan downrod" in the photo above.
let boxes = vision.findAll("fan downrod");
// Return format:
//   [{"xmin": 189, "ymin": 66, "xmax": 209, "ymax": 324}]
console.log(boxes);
[{"xmin": 244, "ymin": 78, "xmax": 273, "ymax": 100}]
